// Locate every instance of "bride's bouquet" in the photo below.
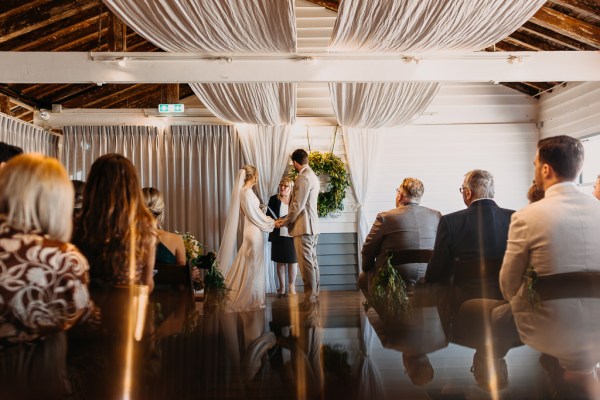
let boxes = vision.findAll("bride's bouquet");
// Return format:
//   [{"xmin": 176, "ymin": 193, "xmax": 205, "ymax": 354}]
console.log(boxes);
[{"xmin": 178, "ymin": 232, "xmax": 205, "ymax": 291}]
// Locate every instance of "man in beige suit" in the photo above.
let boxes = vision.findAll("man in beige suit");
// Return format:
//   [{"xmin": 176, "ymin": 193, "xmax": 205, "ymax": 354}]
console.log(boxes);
[{"xmin": 277, "ymin": 149, "xmax": 321, "ymax": 303}]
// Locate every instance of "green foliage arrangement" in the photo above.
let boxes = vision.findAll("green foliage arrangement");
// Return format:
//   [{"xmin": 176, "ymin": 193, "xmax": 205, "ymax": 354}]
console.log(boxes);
[
  {"xmin": 203, "ymin": 261, "xmax": 230, "ymax": 313},
  {"xmin": 365, "ymin": 254, "xmax": 410, "ymax": 319},
  {"xmin": 289, "ymin": 151, "xmax": 350, "ymax": 218}
]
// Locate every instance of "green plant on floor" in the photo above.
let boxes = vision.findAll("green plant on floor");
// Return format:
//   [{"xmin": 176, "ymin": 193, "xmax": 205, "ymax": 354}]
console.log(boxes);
[
  {"xmin": 365, "ymin": 253, "xmax": 410, "ymax": 318},
  {"xmin": 203, "ymin": 260, "xmax": 230, "ymax": 313}
]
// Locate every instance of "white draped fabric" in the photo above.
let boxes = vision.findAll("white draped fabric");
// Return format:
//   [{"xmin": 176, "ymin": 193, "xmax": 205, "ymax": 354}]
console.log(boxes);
[
  {"xmin": 329, "ymin": 0, "xmax": 546, "ymax": 52},
  {"xmin": 61, "ymin": 125, "xmax": 242, "ymax": 253},
  {"xmin": 191, "ymin": 83, "xmax": 296, "ymax": 126},
  {"xmin": 358, "ymin": 315, "xmax": 385, "ymax": 400},
  {"xmin": 236, "ymin": 124, "xmax": 292, "ymax": 293},
  {"xmin": 329, "ymin": 82, "xmax": 440, "ymax": 128},
  {"xmin": 102, "ymin": 0, "xmax": 296, "ymax": 52},
  {"xmin": 343, "ymin": 128, "xmax": 381, "ymax": 266},
  {"xmin": 0, "ymin": 113, "xmax": 59, "ymax": 157},
  {"xmin": 103, "ymin": 0, "xmax": 297, "ymax": 125}
]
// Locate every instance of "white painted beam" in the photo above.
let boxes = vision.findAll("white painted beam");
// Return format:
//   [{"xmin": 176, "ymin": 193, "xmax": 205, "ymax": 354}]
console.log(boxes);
[{"xmin": 0, "ymin": 51, "xmax": 598, "ymax": 83}]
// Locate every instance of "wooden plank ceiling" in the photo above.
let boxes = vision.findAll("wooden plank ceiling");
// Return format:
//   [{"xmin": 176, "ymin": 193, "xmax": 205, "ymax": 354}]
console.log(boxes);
[{"xmin": 0, "ymin": 0, "xmax": 598, "ymax": 123}]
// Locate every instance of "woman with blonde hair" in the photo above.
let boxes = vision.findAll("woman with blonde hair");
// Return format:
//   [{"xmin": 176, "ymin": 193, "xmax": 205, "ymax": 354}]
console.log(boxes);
[
  {"xmin": 0, "ymin": 154, "xmax": 95, "ymax": 344},
  {"xmin": 267, "ymin": 177, "xmax": 298, "ymax": 296},
  {"xmin": 142, "ymin": 187, "xmax": 186, "ymax": 265},
  {"xmin": 73, "ymin": 154, "xmax": 156, "ymax": 292},
  {"xmin": 216, "ymin": 164, "xmax": 275, "ymax": 312}
]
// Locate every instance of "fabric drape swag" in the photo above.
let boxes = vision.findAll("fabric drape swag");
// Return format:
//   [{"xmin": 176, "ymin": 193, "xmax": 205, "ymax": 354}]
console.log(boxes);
[
  {"xmin": 329, "ymin": 0, "xmax": 547, "ymax": 52},
  {"xmin": 0, "ymin": 113, "xmax": 59, "ymax": 157},
  {"xmin": 103, "ymin": 0, "xmax": 297, "ymax": 125},
  {"xmin": 329, "ymin": 82, "xmax": 440, "ymax": 128},
  {"xmin": 343, "ymin": 127, "xmax": 381, "ymax": 265},
  {"xmin": 236, "ymin": 124, "xmax": 292, "ymax": 293},
  {"xmin": 61, "ymin": 125, "xmax": 242, "ymax": 253},
  {"xmin": 191, "ymin": 83, "xmax": 296, "ymax": 126}
]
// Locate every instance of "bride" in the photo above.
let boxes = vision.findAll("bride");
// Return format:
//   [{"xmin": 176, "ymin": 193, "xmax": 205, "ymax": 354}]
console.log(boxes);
[{"xmin": 217, "ymin": 164, "xmax": 275, "ymax": 312}]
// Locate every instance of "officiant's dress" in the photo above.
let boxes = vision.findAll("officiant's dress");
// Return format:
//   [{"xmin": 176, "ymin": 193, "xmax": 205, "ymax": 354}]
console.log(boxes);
[{"xmin": 225, "ymin": 187, "xmax": 275, "ymax": 312}]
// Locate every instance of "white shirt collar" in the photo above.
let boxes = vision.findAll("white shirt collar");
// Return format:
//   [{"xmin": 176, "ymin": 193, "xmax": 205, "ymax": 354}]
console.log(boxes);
[{"xmin": 299, "ymin": 165, "xmax": 309, "ymax": 174}]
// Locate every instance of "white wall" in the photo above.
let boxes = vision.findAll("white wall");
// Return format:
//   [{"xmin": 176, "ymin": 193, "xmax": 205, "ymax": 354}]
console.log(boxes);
[
  {"xmin": 293, "ymin": 83, "xmax": 540, "ymax": 233},
  {"xmin": 539, "ymin": 82, "xmax": 600, "ymax": 139}
]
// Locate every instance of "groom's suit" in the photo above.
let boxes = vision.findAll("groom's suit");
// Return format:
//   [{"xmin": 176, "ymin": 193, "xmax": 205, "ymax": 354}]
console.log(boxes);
[{"xmin": 283, "ymin": 165, "xmax": 320, "ymax": 302}]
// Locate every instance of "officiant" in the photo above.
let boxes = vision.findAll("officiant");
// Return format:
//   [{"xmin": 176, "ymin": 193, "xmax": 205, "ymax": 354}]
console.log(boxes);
[{"xmin": 267, "ymin": 177, "xmax": 298, "ymax": 297}]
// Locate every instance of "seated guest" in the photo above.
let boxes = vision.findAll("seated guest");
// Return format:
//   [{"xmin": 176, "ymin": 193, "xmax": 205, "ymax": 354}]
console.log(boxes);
[
  {"xmin": 425, "ymin": 170, "xmax": 514, "ymax": 299},
  {"xmin": 142, "ymin": 187, "xmax": 186, "ymax": 265},
  {"xmin": 73, "ymin": 154, "xmax": 156, "ymax": 292},
  {"xmin": 501, "ymin": 135, "xmax": 600, "ymax": 396},
  {"xmin": 0, "ymin": 141, "xmax": 23, "ymax": 168},
  {"xmin": 527, "ymin": 180, "xmax": 545, "ymax": 203},
  {"xmin": 0, "ymin": 154, "xmax": 95, "ymax": 346},
  {"xmin": 593, "ymin": 174, "xmax": 600, "ymax": 200},
  {"xmin": 360, "ymin": 177, "xmax": 441, "ymax": 292},
  {"xmin": 72, "ymin": 179, "xmax": 85, "ymax": 221}
]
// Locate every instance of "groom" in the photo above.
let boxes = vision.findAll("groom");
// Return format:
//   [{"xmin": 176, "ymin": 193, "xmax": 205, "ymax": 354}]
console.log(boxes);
[{"xmin": 276, "ymin": 149, "xmax": 321, "ymax": 303}]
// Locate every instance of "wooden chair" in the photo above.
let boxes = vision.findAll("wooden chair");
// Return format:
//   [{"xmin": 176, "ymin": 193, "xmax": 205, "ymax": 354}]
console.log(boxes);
[
  {"xmin": 528, "ymin": 271, "xmax": 600, "ymax": 301},
  {"xmin": 451, "ymin": 258, "xmax": 504, "ymax": 301}
]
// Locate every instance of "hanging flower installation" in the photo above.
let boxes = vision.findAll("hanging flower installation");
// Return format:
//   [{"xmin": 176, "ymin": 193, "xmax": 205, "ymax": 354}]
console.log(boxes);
[{"xmin": 289, "ymin": 151, "xmax": 350, "ymax": 218}]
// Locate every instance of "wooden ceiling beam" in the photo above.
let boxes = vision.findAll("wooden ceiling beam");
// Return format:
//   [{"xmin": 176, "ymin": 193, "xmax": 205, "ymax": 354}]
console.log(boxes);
[
  {"xmin": 107, "ymin": 10, "xmax": 126, "ymax": 52},
  {"xmin": 2, "ymin": 9, "xmax": 106, "ymax": 51},
  {"xmin": 303, "ymin": 0, "xmax": 339, "ymax": 12},
  {"xmin": 0, "ymin": 0, "xmax": 100, "ymax": 44},
  {"xmin": 506, "ymin": 30, "xmax": 572, "ymax": 51},
  {"xmin": 0, "ymin": 84, "xmax": 50, "ymax": 109},
  {"xmin": 501, "ymin": 82, "xmax": 540, "ymax": 97},
  {"xmin": 63, "ymin": 84, "xmax": 146, "ymax": 108},
  {"xmin": 0, "ymin": 95, "xmax": 11, "ymax": 115},
  {"xmin": 519, "ymin": 21, "xmax": 596, "ymax": 50},
  {"xmin": 91, "ymin": 85, "xmax": 160, "ymax": 108},
  {"xmin": 0, "ymin": 0, "xmax": 49, "ymax": 21},
  {"xmin": 107, "ymin": 86, "xmax": 164, "ymax": 109},
  {"xmin": 530, "ymin": 5, "xmax": 600, "ymax": 48},
  {"xmin": 548, "ymin": 0, "xmax": 600, "ymax": 24}
]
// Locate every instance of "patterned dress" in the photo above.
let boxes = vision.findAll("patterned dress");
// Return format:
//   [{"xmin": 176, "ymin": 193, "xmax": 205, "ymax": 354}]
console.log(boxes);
[{"xmin": 0, "ymin": 217, "xmax": 94, "ymax": 347}]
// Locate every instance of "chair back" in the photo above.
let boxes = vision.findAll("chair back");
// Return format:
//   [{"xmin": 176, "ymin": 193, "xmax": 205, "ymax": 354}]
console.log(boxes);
[
  {"xmin": 528, "ymin": 271, "xmax": 600, "ymax": 302},
  {"xmin": 154, "ymin": 263, "xmax": 195, "ymax": 303},
  {"xmin": 452, "ymin": 258, "xmax": 503, "ymax": 300},
  {"xmin": 388, "ymin": 249, "xmax": 434, "ymax": 265}
]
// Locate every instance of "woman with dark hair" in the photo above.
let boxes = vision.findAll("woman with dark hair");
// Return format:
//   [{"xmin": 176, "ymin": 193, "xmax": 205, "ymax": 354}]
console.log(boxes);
[{"xmin": 73, "ymin": 154, "xmax": 156, "ymax": 292}]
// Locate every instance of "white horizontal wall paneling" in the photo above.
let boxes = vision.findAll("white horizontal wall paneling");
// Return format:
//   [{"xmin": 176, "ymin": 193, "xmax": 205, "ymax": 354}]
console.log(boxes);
[{"xmin": 539, "ymin": 82, "xmax": 600, "ymax": 139}]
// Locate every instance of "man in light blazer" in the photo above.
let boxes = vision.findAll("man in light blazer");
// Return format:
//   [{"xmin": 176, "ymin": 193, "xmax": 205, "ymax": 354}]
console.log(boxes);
[
  {"xmin": 277, "ymin": 149, "xmax": 321, "ymax": 303},
  {"xmin": 501, "ymin": 135, "xmax": 600, "ymax": 390}
]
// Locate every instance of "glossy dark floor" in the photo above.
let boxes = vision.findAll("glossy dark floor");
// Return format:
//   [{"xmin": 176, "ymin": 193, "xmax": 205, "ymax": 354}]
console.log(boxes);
[{"xmin": 0, "ymin": 287, "xmax": 595, "ymax": 399}]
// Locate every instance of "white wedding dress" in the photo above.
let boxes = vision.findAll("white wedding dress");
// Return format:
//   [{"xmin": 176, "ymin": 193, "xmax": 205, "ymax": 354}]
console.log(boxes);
[{"xmin": 221, "ymin": 185, "xmax": 275, "ymax": 312}]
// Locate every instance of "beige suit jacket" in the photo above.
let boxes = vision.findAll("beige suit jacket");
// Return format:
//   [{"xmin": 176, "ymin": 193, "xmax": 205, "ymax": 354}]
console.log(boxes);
[{"xmin": 283, "ymin": 166, "xmax": 320, "ymax": 236}]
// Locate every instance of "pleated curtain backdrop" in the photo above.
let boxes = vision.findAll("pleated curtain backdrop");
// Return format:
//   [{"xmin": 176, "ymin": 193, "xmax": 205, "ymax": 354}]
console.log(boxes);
[
  {"xmin": 61, "ymin": 124, "xmax": 242, "ymax": 252},
  {"xmin": 0, "ymin": 113, "xmax": 60, "ymax": 157}
]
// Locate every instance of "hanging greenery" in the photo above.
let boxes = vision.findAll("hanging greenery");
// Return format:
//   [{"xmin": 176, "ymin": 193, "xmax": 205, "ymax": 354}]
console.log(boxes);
[{"xmin": 289, "ymin": 151, "xmax": 350, "ymax": 218}]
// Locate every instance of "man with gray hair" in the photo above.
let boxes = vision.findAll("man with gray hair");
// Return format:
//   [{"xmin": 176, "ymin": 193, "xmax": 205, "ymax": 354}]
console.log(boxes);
[
  {"xmin": 359, "ymin": 177, "xmax": 441, "ymax": 293},
  {"xmin": 425, "ymin": 169, "xmax": 514, "ymax": 296}
]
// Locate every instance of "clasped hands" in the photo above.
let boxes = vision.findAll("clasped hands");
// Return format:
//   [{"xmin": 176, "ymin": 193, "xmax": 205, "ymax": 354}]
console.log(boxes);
[{"xmin": 274, "ymin": 218, "xmax": 285, "ymax": 228}]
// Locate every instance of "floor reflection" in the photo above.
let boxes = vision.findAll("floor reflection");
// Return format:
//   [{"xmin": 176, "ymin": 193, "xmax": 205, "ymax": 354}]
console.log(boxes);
[{"xmin": 0, "ymin": 288, "xmax": 594, "ymax": 399}]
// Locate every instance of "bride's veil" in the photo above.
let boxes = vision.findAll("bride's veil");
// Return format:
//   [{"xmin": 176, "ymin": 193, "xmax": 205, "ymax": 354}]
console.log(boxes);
[{"xmin": 216, "ymin": 168, "xmax": 246, "ymax": 278}]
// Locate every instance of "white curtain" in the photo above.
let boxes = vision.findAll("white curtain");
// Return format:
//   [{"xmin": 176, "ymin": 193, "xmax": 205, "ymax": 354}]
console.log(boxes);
[
  {"xmin": 329, "ymin": 0, "xmax": 546, "ymax": 52},
  {"xmin": 103, "ymin": 0, "xmax": 297, "ymax": 126},
  {"xmin": 61, "ymin": 124, "xmax": 242, "ymax": 253},
  {"xmin": 358, "ymin": 315, "xmax": 385, "ymax": 400},
  {"xmin": 236, "ymin": 124, "xmax": 292, "ymax": 293},
  {"xmin": 343, "ymin": 128, "xmax": 381, "ymax": 267},
  {"xmin": 191, "ymin": 83, "xmax": 296, "ymax": 126},
  {"xmin": 0, "ymin": 113, "xmax": 59, "ymax": 157},
  {"xmin": 329, "ymin": 82, "xmax": 440, "ymax": 128},
  {"xmin": 103, "ymin": 0, "xmax": 296, "ymax": 53}
]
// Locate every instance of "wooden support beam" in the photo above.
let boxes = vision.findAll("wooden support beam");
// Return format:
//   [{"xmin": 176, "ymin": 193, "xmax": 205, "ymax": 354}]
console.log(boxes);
[
  {"xmin": 519, "ymin": 22, "xmax": 596, "ymax": 51},
  {"xmin": 107, "ymin": 10, "xmax": 126, "ymax": 52},
  {"xmin": 548, "ymin": 0, "xmax": 600, "ymax": 24},
  {"xmin": 166, "ymin": 84, "xmax": 179, "ymax": 104},
  {"xmin": 0, "ymin": 95, "xmax": 11, "ymax": 115},
  {"xmin": 303, "ymin": 0, "xmax": 339, "ymax": 12},
  {"xmin": 530, "ymin": 6, "xmax": 600, "ymax": 48}
]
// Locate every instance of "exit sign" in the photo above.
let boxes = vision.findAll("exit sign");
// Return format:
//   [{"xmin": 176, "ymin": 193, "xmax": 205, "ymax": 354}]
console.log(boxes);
[{"xmin": 158, "ymin": 104, "xmax": 185, "ymax": 113}]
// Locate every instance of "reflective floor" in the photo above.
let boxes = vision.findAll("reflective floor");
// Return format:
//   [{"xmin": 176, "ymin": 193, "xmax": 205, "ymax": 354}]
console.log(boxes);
[{"xmin": 0, "ymin": 286, "xmax": 594, "ymax": 399}]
